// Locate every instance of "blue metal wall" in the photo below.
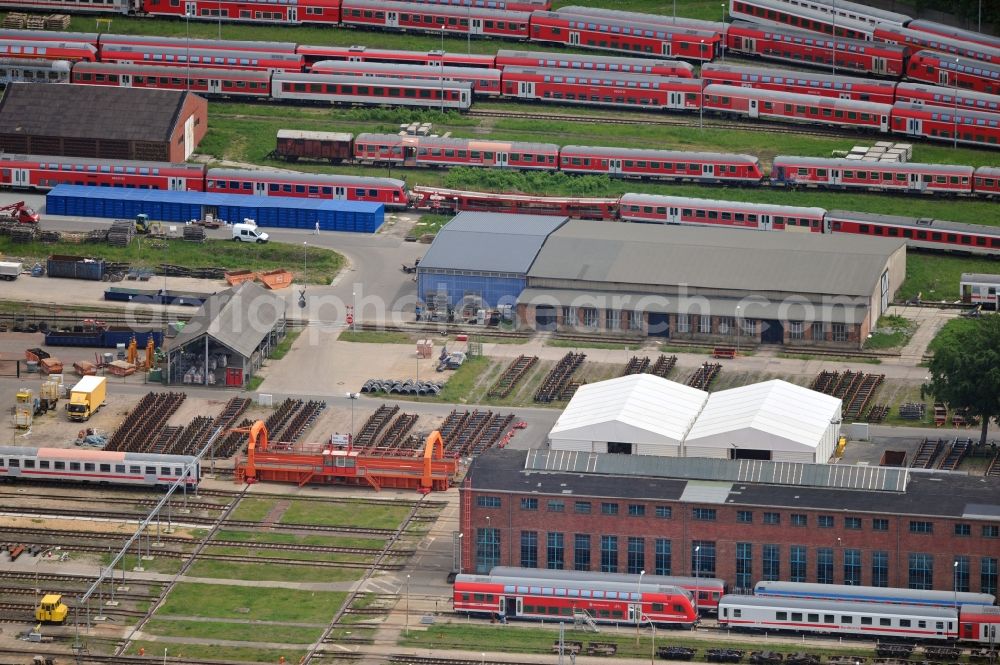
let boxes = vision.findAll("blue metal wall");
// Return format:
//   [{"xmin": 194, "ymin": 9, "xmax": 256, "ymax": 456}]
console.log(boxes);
[
  {"xmin": 45, "ymin": 185, "xmax": 383, "ymax": 233},
  {"xmin": 418, "ymin": 271, "xmax": 525, "ymax": 309}
]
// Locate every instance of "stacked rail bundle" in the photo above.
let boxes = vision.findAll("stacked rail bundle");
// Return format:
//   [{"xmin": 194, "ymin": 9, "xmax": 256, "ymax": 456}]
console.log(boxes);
[
  {"xmin": 938, "ymin": 438, "xmax": 973, "ymax": 471},
  {"xmin": 934, "ymin": 402, "xmax": 948, "ymax": 426},
  {"xmin": 867, "ymin": 405, "xmax": 888, "ymax": 423},
  {"xmin": 534, "ymin": 352, "xmax": 586, "ymax": 403},
  {"xmin": 911, "ymin": 437, "xmax": 946, "ymax": 468},
  {"xmin": 475, "ymin": 412, "xmax": 515, "ymax": 455},
  {"xmin": 354, "ymin": 404, "xmax": 399, "ymax": 448},
  {"xmin": 987, "ymin": 452, "xmax": 1000, "ymax": 478},
  {"xmin": 107, "ymin": 220, "xmax": 135, "ymax": 248},
  {"xmin": 811, "ymin": 370, "xmax": 838, "ymax": 393},
  {"xmin": 812, "ymin": 370, "xmax": 885, "ymax": 420},
  {"xmin": 203, "ymin": 397, "xmax": 252, "ymax": 457},
  {"xmin": 272, "ymin": 400, "xmax": 326, "ymax": 443},
  {"xmin": 365, "ymin": 412, "xmax": 419, "ymax": 455},
  {"xmin": 165, "ymin": 415, "xmax": 214, "ymax": 455},
  {"xmin": 439, "ymin": 410, "xmax": 516, "ymax": 457},
  {"xmin": 844, "ymin": 373, "xmax": 885, "ymax": 420},
  {"xmin": 150, "ymin": 425, "xmax": 183, "ymax": 454},
  {"xmin": 898, "ymin": 402, "xmax": 927, "ymax": 420},
  {"xmin": 106, "ymin": 391, "xmax": 186, "ymax": 452},
  {"xmin": 487, "ymin": 355, "xmax": 538, "ymax": 399},
  {"xmin": 215, "ymin": 417, "xmax": 253, "ymax": 459},
  {"xmin": 622, "ymin": 355, "xmax": 651, "ymax": 375},
  {"xmin": 687, "ymin": 362, "xmax": 721, "ymax": 390},
  {"xmin": 646, "ymin": 354, "xmax": 676, "ymax": 378},
  {"xmin": 263, "ymin": 398, "xmax": 303, "ymax": 443}
]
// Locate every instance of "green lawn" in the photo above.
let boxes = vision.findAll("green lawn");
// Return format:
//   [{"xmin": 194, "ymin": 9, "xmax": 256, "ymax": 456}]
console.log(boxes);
[
  {"xmin": 269, "ymin": 328, "xmax": 302, "ymax": 360},
  {"xmin": 183, "ymin": 559, "xmax": 365, "ymax": 583},
  {"xmin": 546, "ymin": 339, "xmax": 642, "ymax": 351},
  {"xmin": 213, "ymin": 529, "xmax": 385, "ymax": 549},
  {"xmin": 435, "ymin": 355, "xmax": 491, "ymax": 402},
  {"xmin": 928, "ymin": 317, "xmax": 983, "ymax": 354},
  {"xmin": 143, "ymin": 619, "xmax": 323, "ymax": 644},
  {"xmin": 131, "ymin": 642, "xmax": 303, "ymax": 664},
  {"xmin": 864, "ymin": 314, "xmax": 916, "ymax": 351},
  {"xmin": 229, "ymin": 497, "xmax": 278, "ymax": 522},
  {"xmin": 158, "ymin": 583, "xmax": 345, "ymax": 622},
  {"xmin": 338, "ymin": 329, "xmax": 414, "ymax": 344},
  {"xmin": 898, "ymin": 254, "xmax": 1000, "ymax": 302},
  {"xmin": 280, "ymin": 499, "xmax": 410, "ymax": 530}
]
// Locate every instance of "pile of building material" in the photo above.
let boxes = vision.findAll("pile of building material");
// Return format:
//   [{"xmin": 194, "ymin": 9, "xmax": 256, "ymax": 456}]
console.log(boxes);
[
  {"xmin": 182, "ymin": 225, "xmax": 206, "ymax": 242},
  {"xmin": 2, "ymin": 12, "xmax": 28, "ymax": 27},
  {"xmin": 845, "ymin": 142, "xmax": 913, "ymax": 163},
  {"xmin": 108, "ymin": 220, "xmax": 136, "ymax": 248}
]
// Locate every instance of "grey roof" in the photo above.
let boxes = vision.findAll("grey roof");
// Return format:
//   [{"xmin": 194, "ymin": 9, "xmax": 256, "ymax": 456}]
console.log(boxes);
[
  {"xmin": 827, "ymin": 210, "xmax": 1000, "ymax": 238},
  {"xmin": 774, "ymin": 156, "xmax": 974, "ymax": 175},
  {"xmin": 470, "ymin": 449, "xmax": 1000, "ymax": 521},
  {"xmin": 896, "ymin": 82, "xmax": 1000, "ymax": 106},
  {"xmin": 913, "ymin": 50, "xmax": 1000, "ymax": 74},
  {"xmin": 0, "ymin": 83, "xmax": 196, "ymax": 142},
  {"xmin": 418, "ymin": 212, "xmax": 568, "ymax": 274},
  {"xmin": 504, "ymin": 66, "xmax": 693, "ymax": 86},
  {"xmin": 272, "ymin": 72, "xmax": 473, "ymax": 92},
  {"xmin": 561, "ymin": 146, "xmax": 759, "ymax": 163},
  {"xmin": 556, "ymin": 5, "xmax": 725, "ymax": 30},
  {"xmin": 906, "ymin": 19, "xmax": 1000, "ymax": 50},
  {"xmin": 99, "ymin": 34, "xmax": 298, "ymax": 52},
  {"xmin": 526, "ymin": 221, "xmax": 903, "ymax": 297},
  {"xmin": 169, "ymin": 282, "xmax": 284, "ymax": 359},
  {"xmin": 962, "ymin": 273, "xmax": 1000, "ymax": 285},
  {"xmin": 704, "ymin": 84, "xmax": 892, "ymax": 112},
  {"xmin": 977, "ymin": 167, "xmax": 1000, "ymax": 177},
  {"xmin": 355, "ymin": 133, "xmax": 557, "ymax": 153}
]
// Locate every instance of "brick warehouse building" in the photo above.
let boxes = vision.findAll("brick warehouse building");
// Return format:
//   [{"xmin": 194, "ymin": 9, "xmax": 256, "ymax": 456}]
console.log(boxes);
[
  {"xmin": 459, "ymin": 449, "xmax": 1000, "ymax": 595},
  {"xmin": 0, "ymin": 83, "xmax": 207, "ymax": 162}
]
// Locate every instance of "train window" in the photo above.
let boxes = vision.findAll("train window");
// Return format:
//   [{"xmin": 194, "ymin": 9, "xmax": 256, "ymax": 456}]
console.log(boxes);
[
  {"xmin": 693, "ymin": 210, "xmax": 703, "ymax": 218},
  {"xmin": 100, "ymin": 464, "xmax": 111, "ymax": 472},
  {"xmin": 919, "ymin": 621, "xmax": 927, "ymax": 628},
  {"xmin": 7, "ymin": 459, "xmax": 17, "ymax": 467},
  {"xmin": 115, "ymin": 464, "xmax": 125, "ymax": 473},
  {"xmin": 145, "ymin": 466, "xmax": 155, "ymax": 474},
  {"xmin": 808, "ymin": 613, "xmax": 819, "ymax": 622},
  {"xmin": 777, "ymin": 611, "xmax": 788, "ymax": 620},
  {"xmin": 721, "ymin": 212, "xmax": 732, "ymax": 221},
  {"xmin": 84, "ymin": 463, "xmax": 95, "ymax": 472},
  {"xmin": 900, "ymin": 619, "xmax": 911, "ymax": 627},
  {"xmin": 735, "ymin": 213, "xmax": 745, "ymax": 222},
  {"xmin": 23, "ymin": 460, "xmax": 35, "ymax": 469},
  {"xmin": 175, "ymin": 468, "xmax": 183, "ymax": 476},
  {"xmin": 932, "ymin": 232, "xmax": 942, "ymax": 241},
  {"xmin": 861, "ymin": 616, "xmax": 873, "ymax": 625},
  {"xmin": 708, "ymin": 211, "xmax": 718, "ymax": 220},
  {"xmin": 652, "ymin": 603, "xmax": 664, "ymax": 612},
  {"xmin": 38, "ymin": 460, "xmax": 49, "ymax": 469},
  {"xmin": 791, "ymin": 613, "xmax": 803, "ymax": 621},
  {"xmin": 842, "ymin": 615, "xmax": 853, "ymax": 623},
  {"xmin": 70, "ymin": 462, "xmax": 80, "ymax": 471},
  {"xmin": 55, "ymin": 462, "xmax": 65, "ymax": 470},
  {"xmin": 130, "ymin": 465, "xmax": 140, "ymax": 474},
  {"xmin": 824, "ymin": 615, "xmax": 834, "ymax": 623},
  {"xmin": 880, "ymin": 618, "xmax": 892, "ymax": 627}
]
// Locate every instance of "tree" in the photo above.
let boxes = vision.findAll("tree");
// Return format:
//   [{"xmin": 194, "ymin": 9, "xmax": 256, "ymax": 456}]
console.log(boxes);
[{"xmin": 926, "ymin": 315, "xmax": 1000, "ymax": 446}]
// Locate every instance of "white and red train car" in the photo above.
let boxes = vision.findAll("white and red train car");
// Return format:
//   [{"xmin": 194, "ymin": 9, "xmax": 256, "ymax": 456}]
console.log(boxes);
[
  {"xmin": 297, "ymin": 44, "xmax": 495, "ymax": 68},
  {"xmin": 310, "ymin": 60, "xmax": 501, "ymax": 96},
  {"xmin": 411, "ymin": 186, "xmax": 618, "ymax": 220},
  {"xmin": 502, "ymin": 67, "xmax": 701, "ymax": 111},
  {"xmin": 729, "ymin": 0, "xmax": 875, "ymax": 40},
  {"xmin": 71, "ymin": 62, "xmax": 272, "ymax": 97},
  {"xmin": 353, "ymin": 133, "xmax": 558, "ymax": 169},
  {"xmin": 973, "ymin": 167, "xmax": 1000, "ymax": 198},
  {"xmin": 204, "ymin": 168, "xmax": 410, "ymax": 209},
  {"xmin": 619, "ymin": 193, "xmax": 827, "ymax": 231},
  {"xmin": 0, "ymin": 57, "xmax": 71, "ymax": 84},
  {"xmin": 559, "ymin": 145, "xmax": 763, "ymax": 184},
  {"xmin": 753, "ymin": 0, "xmax": 909, "ymax": 29},
  {"xmin": 144, "ymin": 0, "xmax": 341, "ymax": 24},
  {"xmin": 340, "ymin": 0, "xmax": 531, "ymax": 39},
  {"xmin": 704, "ymin": 84, "xmax": 892, "ymax": 132},
  {"xmin": 98, "ymin": 43, "xmax": 304, "ymax": 71},
  {"xmin": 0, "ymin": 446, "xmax": 199, "ymax": 488},
  {"xmin": 906, "ymin": 51, "xmax": 1000, "ymax": 96},
  {"xmin": 454, "ymin": 568, "xmax": 700, "ymax": 626},
  {"xmin": 771, "ymin": 156, "xmax": 975, "ymax": 195},
  {"xmin": 891, "ymin": 102, "xmax": 1000, "ymax": 149},
  {"xmin": 270, "ymin": 72, "xmax": 473, "ymax": 109},
  {"xmin": 827, "ymin": 210, "xmax": 1000, "ymax": 254},
  {"xmin": 701, "ymin": 63, "xmax": 897, "ymax": 104},
  {"xmin": 905, "ymin": 19, "xmax": 1000, "ymax": 54},
  {"xmin": 874, "ymin": 23, "xmax": 1000, "ymax": 66},
  {"xmin": 895, "ymin": 82, "xmax": 1000, "ymax": 115},
  {"xmin": 495, "ymin": 49, "xmax": 694, "ymax": 78},
  {"xmin": 725, "ymin": 21, "xmax": 907, "ymax": 77},
  {"xmin": 0, "ymin": 154, "xmax": 206, "ymax": 191}
]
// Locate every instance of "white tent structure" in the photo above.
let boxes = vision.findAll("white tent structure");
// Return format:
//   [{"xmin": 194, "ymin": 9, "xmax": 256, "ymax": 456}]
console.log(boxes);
[
  {"xmin": 683, "ymin": 380, "xmax": 842, "ymax": 463},
  {"xmin": 548, "ymin": 374, "xmax": 708, "ymax": 456}
]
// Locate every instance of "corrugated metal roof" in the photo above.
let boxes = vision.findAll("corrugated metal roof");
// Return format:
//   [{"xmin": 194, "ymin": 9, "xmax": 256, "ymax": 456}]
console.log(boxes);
[
  {"xmin": 169, "ymin": 282, "xmax": 283, "ymax": 359},
  {"xmin": 527, "ymin": 221, "xmax": 903, "ymax": 297},
  {"xmin": 418, "ymin": 211, "xmax": 568, "ymax": 274},
  {"xmin": 524, "ymin": 449, "xmax": 909, "ymax": 492}
]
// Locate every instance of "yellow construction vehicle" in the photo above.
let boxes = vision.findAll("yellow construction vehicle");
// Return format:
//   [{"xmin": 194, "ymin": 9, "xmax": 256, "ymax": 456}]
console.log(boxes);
[{"xmin": 35, "ymin": 594, "xmax": 68, "ymax": 624}]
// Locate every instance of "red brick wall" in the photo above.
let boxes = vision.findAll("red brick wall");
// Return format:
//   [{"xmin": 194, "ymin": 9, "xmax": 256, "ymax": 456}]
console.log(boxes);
[{"xmin": 167, "ymin": 93, "xmax": 208, "ymax": 162}]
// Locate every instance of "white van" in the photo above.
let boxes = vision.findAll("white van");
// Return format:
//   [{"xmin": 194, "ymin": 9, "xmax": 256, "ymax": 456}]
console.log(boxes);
[{"xmin": 232, "ymin": 223, "xmax": 269, "ymax": 244}]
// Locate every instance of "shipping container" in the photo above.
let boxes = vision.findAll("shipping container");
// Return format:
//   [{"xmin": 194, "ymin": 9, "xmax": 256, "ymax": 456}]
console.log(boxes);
[
  {"xmin": 44, "ymin": 327, "xmax": 163, "ymax": 348},
  {"xmin": 46, "ymin": 255, "xmax": 105, "ymax": 281}
]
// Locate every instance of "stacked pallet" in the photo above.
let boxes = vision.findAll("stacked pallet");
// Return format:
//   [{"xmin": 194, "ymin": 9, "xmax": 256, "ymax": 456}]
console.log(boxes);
[
  {"xmin": 26, "ymin": 14, "xmax": 46, "ymax": 28},
  {"xmin": 183, "ymin": 225, "xmax": 206, "ymax": 242},
  {"xmin": 45, "ymin": 14, "xmax": 71, "ymax": 29},
  {"xmin": 108, "ymin": 220, "xmax": 136, "ymax": 248},
  {"xmin": 2, "ymin": 13, "xmax": 28, "ymax": 27}
]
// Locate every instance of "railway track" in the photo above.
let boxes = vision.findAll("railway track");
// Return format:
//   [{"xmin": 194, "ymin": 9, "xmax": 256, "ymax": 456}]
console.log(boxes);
[
  {"xmin": 0, "ymin": 585, "xmax": 152, "ymax": 603},
  {"xmin": 0, "ymin": 649, "xmax": 256, "ymax": 665},
  {"xmin": 0, "ymin": 492, "xmax": 225, "ymax": 512}
]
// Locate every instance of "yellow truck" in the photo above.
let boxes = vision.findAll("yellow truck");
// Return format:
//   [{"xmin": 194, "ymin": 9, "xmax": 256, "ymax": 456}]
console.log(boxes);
[
  {"xmin": 35, "ymin": 594, "xmax": 68, "ymax": 623},
  {"xmin": 66, "ymin": 376, "xmax": 106, "ymax": 422}
]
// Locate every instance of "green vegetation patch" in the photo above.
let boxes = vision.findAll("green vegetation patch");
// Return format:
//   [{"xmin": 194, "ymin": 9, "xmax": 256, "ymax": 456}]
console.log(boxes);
[
  {"xmin": 338, "ymin": 329, "xmax": 414, "ymax": 344},
  {"xmin": 864, "ymin": 315, "xmax": 916, "ymax": 350},
  {"xmin": 777, "ymin": 353, "xmax": 882, "ymax": 364},
  {"xmin": 214, "ymin": 529, "xmax": 385, "ymax": 549},
  {"xmin": 546, "ymin": 338, "xmax": 642, "ymax": 351},
  {"xmin": 898, "ymin": 254, "xmax": 1000, "ymax": 303},
  {"xmin": 280, "ymin": 499, "xmax": 410, "ymax": 530},
  {"xmin": 158, "ymin": 583, "xmax": 345, "ymax": 622},
  {"xmin": 143, "ymin": 619, "xmax": 323, "ymax": 644},
  {"xmin": 184, "ymin": 559, "xmax": 365, "ymax": 583},
  {"xmin": 270, "ymin": 328, "xmax": 302, "ymax": 360},
  {"xmin": 131, "ymin": 641, "xmax": 303, "ymax": 664},
  {"xmin": 436, "ymin": 355, "xmax": 491, "ymax": 403},
  {"xmin": 928, "ymin": 317, "xmax": 983, "ymax": 354},
  {"xmin": 229, "ymin": 497, "xmax": 278, "ymax": 522}
]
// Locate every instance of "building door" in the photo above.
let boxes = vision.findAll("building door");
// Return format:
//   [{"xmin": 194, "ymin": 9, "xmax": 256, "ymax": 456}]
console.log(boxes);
[
  {"xmin": 647, "ymin": 313, "xmax": 670, "ymax": 337},
  {"xmin": 880, "ymin": 270, "xmax": 890, "ymax": 314},
  {"xmin": 225, "ymin": 368, "xmax": 242, "ymax": 386},
  {"xmin": 760, "ymin": 319, "xmax": 783, "ymax": 344},
  {"xmin": 535, "ymin": 305, "xmax": 557, "ymax": 331},
  {"xmin": 386, "ymin": 11, "xmax": 398, "ymax": 27}
]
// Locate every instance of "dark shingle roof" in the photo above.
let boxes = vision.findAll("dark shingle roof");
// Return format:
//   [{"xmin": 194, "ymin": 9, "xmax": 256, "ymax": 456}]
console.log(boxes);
[{"xmin": 0, "ymin": 83, "xmax": 196, "ymax": 142}]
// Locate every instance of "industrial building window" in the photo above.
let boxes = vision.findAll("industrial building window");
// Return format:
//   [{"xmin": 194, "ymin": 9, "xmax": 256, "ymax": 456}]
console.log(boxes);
[
  {"xmin": 982, "ymin": 557, "xmax": 998, "ymax": 596},
  {"xmin": 582, "ymin": 308, "xmax": 599, "ymax": 328},
  {"xmin": 628, "ymin": 311, "xmax": 643, "ymax": 330},
  {"xmin": 832, "ymin": 323, "xmax": 848, "ymax": 342},
  {"xmin": 601, "ymin": 502, "xmax": 619, "ymax": 515},
  {"xmin": 655, "ymin": 539, "xmax": 671, "ymax": 576},
  {"xmin": 521, "ymin": 498, "xmax": 538, "ymax": 511},
  {"xmin": 627, "ymin": 537, "xmax": 645, "ymax": 574},
  {"xmin": 909, "ymin": 553, "xmax": 934, "ymax": 590},
  {"xmin": 954, "ymin": 556, "xmax": 970, "ymax": 592},
  {"xmin": 676, "ymin": 314, "xmax": 691, "ymax": 333},
  {"xmin": 628, "ymin": 504, "xmax": 645, "ymax": 517},
  {"xmin": 693, "ymin": 508, "xmax": 717, "ymax": 521},
  {"xmin": 655, "ymin": 506, "xmax": 672, "ymax": 519},
  {"xmin": 736, "ymin": 543, "xmax": 753, "ymax": 590},
  {"xmin": 791, "ymin": 514, "xmax": 807, "ymax": 527},
  {"xmin": 984, "ymin": 525, "xmax": 1000, "ymax": 538},
  {"xmin": 817, "ymin": 548, "xmax": 834, "ymax": 584},
  {"xmin": 845, "ymin": 517, "xmax": 862, "ymax": 530},
  {"xmin": 844, "ymin": 549, "xmax": 862, "ymax": 586},
  {"xmin": 574, "ymin": 534, "xmax": 591, "ymax": 571},
  {"xmin": 818, "ymin": 515, "xmax": 834, "ymax": 528},
  {"xmin": 763, "ymin": 544, "xmax": 780, "ymax": 582},
  {"xmin": 562, "ymin": 306, "xmax": 577, "ymax": 326},
  {"xmin": 600, "ymin": 536, "xmax": 619, "ymax": 573},
  {"xmin": 737, "ymin": 511, "xmax": 753, "ymax": 523},
  {"xmin": 606, "ymin": 309, "xmax": 621, "ymax": 330},
  {"xmin": 955, "ymin": 523, "xmax": 971, "ymax": 536},
  {"xmin": 790, "ymin": 546, "xmax": 807, "ymax": 583},
  {"xmin": 764, "ymin": 512, "xmax": 781, "ymax": 525},
  {"xmin": 788, "ymin": 321, "xmax": 804, "ymax": 339},
  {"xmin": 909, "ymin": 520, "xmax": 933, "ymax": 534},
  {"xmin": 692, "ymin": 541, "xmax": 716, "ymax": 577},
  {"xmin": 547, "ymin": 500, "xmax": 565, "ymax": 512},
  {"xmin": 521, "ymin": 531, "xmax": 538, "ymax": 568},
  {"xmin": 873, "ymin": 518, "xmax": 889, "ymax": 531},
  {"xmin": 547, "ymin": 532, "xmax": 565, "ymax": 570},
  {"xmin": 475, "ymin": 528, "xmax": 500, "ymax": 574},
  {"xmin": 812, "ymin": 321, "xmax": 825, "ymax": 340},
  {"xmin": 872, "ymin": 551, "xmax": 889, "ymax": 587},
  {"xmin": 717, "ymin": 316, "xmax": 734, "ymax": 334},
  {"xmin": 699, "ymin": 316, "xmax": 712, "ymax": 334},
  {"xmin": 575, "ymin": 501, "xmax": 592, "ymax": 514},
  {"xmin": 477, "ymin": 496, "xmax": 501, "ymax": 508}
]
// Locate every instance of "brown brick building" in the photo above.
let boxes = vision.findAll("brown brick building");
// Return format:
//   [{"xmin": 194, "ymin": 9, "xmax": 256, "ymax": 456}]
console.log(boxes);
[
  {"xmin": 459, "ymin": 449, "xmax": 1000, "ymax": 596},
  {"xmin": 0, "ymin": 83, "xmax": 207, "ymax": 162}
]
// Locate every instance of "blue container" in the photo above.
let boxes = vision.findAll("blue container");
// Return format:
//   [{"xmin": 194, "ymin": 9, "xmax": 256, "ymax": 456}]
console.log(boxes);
[
  {"xmin": 47, "ymin": 255, "xmax": 105, "ymax": 281},
  {"xmin": 44, "ymin": 328, "xmax": 163, "ymax": 348}
]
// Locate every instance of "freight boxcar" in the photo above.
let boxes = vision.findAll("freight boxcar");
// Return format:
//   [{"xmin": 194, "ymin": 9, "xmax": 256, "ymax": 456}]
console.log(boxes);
[{"xmin": 274, "ymin": 130, "xmax": 354, "ymax": 163}]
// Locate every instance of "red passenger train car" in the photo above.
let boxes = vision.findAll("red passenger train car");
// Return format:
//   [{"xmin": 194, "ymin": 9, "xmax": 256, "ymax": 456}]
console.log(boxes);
[
  {"xmin": 453, "ymin": 567, "xmax": 699, "ymax": 626},
  {"xmin": 0, "ymin": 154, "xmax": 206, "ymax": 191},
  {"xmin": 891, "ymin": 102, "xmax": 1000, "ymax": 148},
  {"xmin": 704, "ymin": 84, "xmax": 891, "ymax": 132},
  {"xmin": 895, "ymin": 82, "xmax": 1000, "ymax": 115},
  {"xmin": 204, "ymin": 168, "xmax": 409, "ymax": 209},
  {"xmin": 502, "ymin": 67, "xmax": 701, "ymax": 111},
  {"xmin": 98, "ymin": 34, "xmax": 298, "ymax": 53},
  {"xmin": 0, "ymin": 38, "xmax": 96, "ymax": 62},
  {"xmin": 906, "ymin": 50, "xmax": 1000, "ymax": 95},
  {"xmin": 390, "ymin": 0, "xmax": 550, "ymax": 12},
  {"xmin": 827, "ymin": 210, "xmax": 1000, "ymax": 256},
  {"xmin": 874, "ymin": 24, "xmax": 1000, "ymax": 66},
  {"xmin": 143, "ymin": 0, "xmax": 341, "ymax": 24},
  {"xmin": 297, "ymin": 44, "xmax": 495, "ymax": 68},
  {"xmin": 771, "ymin": 156, "xmax": 975, "ymax": 195},
  {"xmin": 494, "ymin": 49, "xmax": 694, "ymax": 78},
  {"xmin": 959, "ymin": 606, "xmax": 1000, "ymax": 642},
  {"xmin": 71, "ymin": 62, "xmax": 272, "ymax": 97},
  {"xmin": 411, "ymin": 186, "xmax": 619, "ymax": 220},
  {"xmin": 728, "ymin": 0, "xmax": 875, "ymax": 40},
  {"xmin": 270, "ymin": 72, "xmax": 473, "ymax": 108},
  {"xmin": 619, "ymin": 193, "xmax": 828, "ymax": 231},
  {"xmin": 353, "ymin": 133, "xmax": 559, "ymax": 169},
  {"xmin": 310, "ymin": 60, "xmax": 501, "ymax": 96},
  {"xmin": 973, "ymin": 167, "xmax": 1000, "ymax": 198},
  {"xmin": 701, "ymin": 63, "xmax": 897, "ymax": 104},
  {"xmin": 725, "ymin": 21, "xmax": 907, "ymax": 77},
  {"xmin": 340, "ymin": 0, "xmax": 531, "ymax": 39},
  {"xmin": 559, "ymin": 145, "xmax": 763, "ymax": 184},
  {"xmin": 905, "ymin": 19, "xmax": 1000, "ymax": 53}
]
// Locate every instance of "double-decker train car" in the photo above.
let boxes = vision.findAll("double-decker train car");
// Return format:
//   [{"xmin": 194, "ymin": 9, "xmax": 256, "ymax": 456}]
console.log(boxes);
[
  {"xmin": 454, "ymin": 568, "xmax": 700, "ymax": 626},
  {"xmin": 204, "ymin": 168, "xmax": 409, "ymax": 208},
  {"xmin": 0, "ymin": 38, "xmax": 96, "ymax": 62},
  {"xmin": 310, "ymin": 60, "xmax": 501, "ymax": 96},
  {"xmin": 0, "ymin": 446, "xmax": 199, "ymax": 488},
  {"xmin": 529, "ymin": 9, "xmax": 720, "ymax": 62},
  {"xmin": 71, "ymin": 62, "xmax": 272, "ymax": 98},
  {"xmin": 340, "ymin": 0, "xmax": 531, "ymax": 39},
  {"xmin": 501, "ymin": 67, "xmax": 701, "ymax": 110},
  {"xmin": 411, "ymin": 185, "xmax": 619, "ymax": 219},
  {"xmin": 704, "ymin": 84, "xmax": 891, "ymax": 132},
  {"xmin": 144, "ymin": 0, "xmax": 341, "ymax": 24},
  {"xmin": 0, "ymin": 154, "xmax": 206, "ymax": 191},
  {"xmin": 495, "ymin": 49, "xmax": 694, "ymax": 78},
  {"xmin": 891, "ymin": 102, "xmax": 1000, "ymax": 148},
  {"xmin": 905, "ymin": 51, "xmax": 1000, "ymax": 95},
  {"xmin": 98, "ymin": 44, "xmax": 304, "ymax": 71},
  {"xmin": 0, "ymin": 57, "xmax": 71, "ymax": 84},
  {"xmin": 827, "ymin": 209, "xmax": 1000, "ymax": 255},
  {"xmin": 771, "ymin": 156, "xmax": 975, "ymax": 195},
  {"xmin": 353, "ymin": 133, "xmax": 559, "ymax": 169},
  {"xmin": 98, "ymin": 33, "xmax": 298, "ymax": 53},
  {"xmin": 906, "ymin": 19, "xmax": 1000, "ymax": 53},
  {"xmin": 895, "ymin": 82, "xmax": 1000, "ymax": 115},
  {"xmin": 297, "ymin": 44, "xmax": 495, "ymax": 68},
  {"xmin": 271, "ymin": 72, "xmax": 473, "ymax": 109},
  {"xmin": 392, "ymin": 0, "xmax": 550, "ymax": 11},
  {"xmin": 554, "ymin": 5, "xmax": 725, "ymax": 37},
  {"xmin": 701, "ymin": 63, "xmax": 897, "ymax": 104},
  {"xmin": 724, "ymin": 21, "xmax": 906, "ymax": 77},
  {"xmin": 874, "ymin": 23, "xmax": 1000, "ymax": 66},
  {"xmin": 619, "ymin": 193, "xmax": 827, "ymax": 231},
  {"xmin": 752, "ymin": 581, "xmax": 996, "ymax": 609},
  {"xmin": 719, "ymin": 595, "xmax": 959, "ymax": 641},
  {"xmin": 729, "ymin": 0, "xmax": 876, "ymax": 40},
  {"xmin": 559, "ymin": 145, "xmax": 763, "ymax": 183},
  {"xmin": 753, "ymin": 0, "xmax": 909, "ymax": 29}
]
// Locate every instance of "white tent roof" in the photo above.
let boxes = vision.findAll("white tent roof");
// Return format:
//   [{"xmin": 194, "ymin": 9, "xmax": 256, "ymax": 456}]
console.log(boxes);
[
  {"xmin": 685, "ymin": 379, "xmax": 841, "ymax": 450},
  {"xmin": 549, "ymin": 374, "xmax": 708, "ymax": 447}
]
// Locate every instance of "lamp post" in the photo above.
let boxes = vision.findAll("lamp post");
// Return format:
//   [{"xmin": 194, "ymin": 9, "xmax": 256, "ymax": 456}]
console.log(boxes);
[
  {"xmin": 831, "ymin": 0, "xmax": 836, "ymax": 75},
  {"xmin": 953, "ymin": 59, "xmax": 960, "ymax": 149},
  {"xmin": 636, "ymin": 570, "xmax": 645, "ymax": 646},
  {"xmin": 440, "ymin": 26, "xmax": 446, "ymax": 113},
  {"xmin": 699, "ymin": 40, "xmax": 705, "ymax": 130},
  {"xmin": 694, "ymin": 545, "xmax": 701, "ymax": 613},
  {"xmin": 953, "ymin": 560, "xmax": 959, "ymax": 610},
  {"xmin": 345, "ymin": 392, "xmax": 359, "ymax": 448},
  {"xmin": 163, "ymin": 648, "xmax": 168, "ymax": 665},
  {"xmin": 405, "ymin": 573, "xmax": 411, "ymax": 636},
  {"xmin": 303, "ymin": 241, "xmax": 308, "ymax": 278},
  {"xmin": 184, "ymin": 13, "xmax": 191, "ymax": 91},
  {"xmin": 720, "ymin": 4, "xmax": 726, "ymax": 62},
  {"xmin": 735, "ymin": 304, "xmax": 741, "ymax": 357},
  {"xmin": 837, "ymin": 537, "xmax": 843, "ymax": 584},
  {"xmin": 457, "ymin": 532, "xmax": 464, "ymax": 574},
  {"xmin": 649, "ymin": 617, "xmax": 656, "ymax": 665}
]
